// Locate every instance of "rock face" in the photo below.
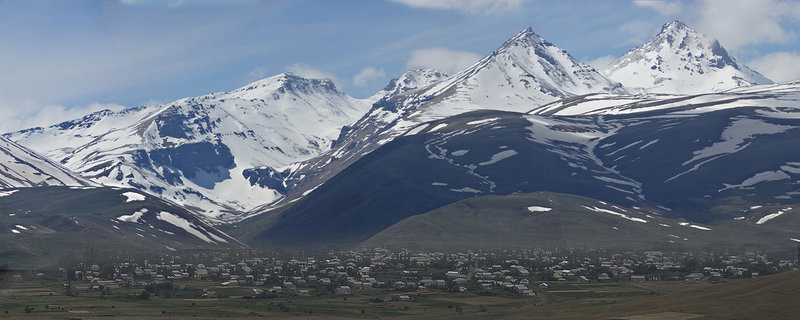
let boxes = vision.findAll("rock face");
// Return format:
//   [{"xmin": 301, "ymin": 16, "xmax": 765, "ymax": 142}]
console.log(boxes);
[
  {"xmin": 603, "ymin": 21, "xmax": 772, "ymax": 94},
  {"xmin": 5, "ymin": 73, "xmax": 370, "ymax": 220}
]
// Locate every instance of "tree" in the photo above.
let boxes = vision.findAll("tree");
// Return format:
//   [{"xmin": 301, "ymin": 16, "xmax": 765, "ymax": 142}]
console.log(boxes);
[{"xmin": 137, "ymin": 290, "xmax": 151, "ymax": 300}]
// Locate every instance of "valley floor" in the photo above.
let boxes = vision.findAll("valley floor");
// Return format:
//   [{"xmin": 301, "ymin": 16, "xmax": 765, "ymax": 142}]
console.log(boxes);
[{"xmin": 1, "ymin": 271, "xmax": 798, "ymax": 319}]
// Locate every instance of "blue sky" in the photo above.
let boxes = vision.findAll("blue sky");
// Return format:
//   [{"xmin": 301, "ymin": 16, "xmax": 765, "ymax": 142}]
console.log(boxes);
[{"xmin": 1, "ymin": 0, "xmax": 799, "ymax": 132}]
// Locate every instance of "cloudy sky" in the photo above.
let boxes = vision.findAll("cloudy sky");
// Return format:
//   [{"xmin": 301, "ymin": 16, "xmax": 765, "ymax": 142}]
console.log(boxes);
[{"xmin": 1, "ymin": 0, "xmax": 800, "ymax": 132}]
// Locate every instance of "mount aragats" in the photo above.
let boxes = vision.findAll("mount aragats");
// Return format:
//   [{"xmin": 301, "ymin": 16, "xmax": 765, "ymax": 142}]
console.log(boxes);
[{"xmin": 3, "ymin": 21, "xmax": 800, "ymax": 260}]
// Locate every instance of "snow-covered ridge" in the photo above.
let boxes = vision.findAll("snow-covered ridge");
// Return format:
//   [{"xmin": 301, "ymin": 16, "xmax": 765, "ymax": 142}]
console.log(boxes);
[
  {"xmin": 0, "ymin": 135, "xmax": 95, "ymax": 188},
  {"xmin": 529, "ymin": 81, "xmax": 800, "ymax": 116},
  {"xmin": 6, "ymin": 73, "xmax": 370, "ymax": 219}
]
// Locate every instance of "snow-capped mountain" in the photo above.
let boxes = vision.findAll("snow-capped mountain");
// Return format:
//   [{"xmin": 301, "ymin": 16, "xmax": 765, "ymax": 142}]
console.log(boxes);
[
  {"xmin": 0, "ymin": 136, "xmax": 94, "ymax": 188},
  {"xmin": 603, "ymin": 21, "xmax": 772, "ymax": 94},
  {"xmin": 250, "ymin": 27, "xmax": 626, "ymax": 215},
  {"xmin": 244, "ymin": 82, "xmax": 800, "ymax": 245},
  {"xmin": 6, "ymin": 73, "xmax": 370, "ymax": 219},
  {"xmin": 401, "ymin": 27, "xmax": 625, "ymax": 123}
]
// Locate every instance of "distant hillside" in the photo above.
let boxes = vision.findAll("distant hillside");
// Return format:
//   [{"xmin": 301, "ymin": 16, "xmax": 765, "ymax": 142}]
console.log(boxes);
[
  {"xmin": 361, "ymin": 192, "xmax": 800, "ymax": 251},
  {"xmin": 0, "ymin": 186, "xmax": 241, "ymax": 267}
]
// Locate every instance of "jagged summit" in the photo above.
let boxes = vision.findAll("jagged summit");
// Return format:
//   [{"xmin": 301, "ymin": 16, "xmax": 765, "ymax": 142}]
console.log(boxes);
[
  {"xmin": 369, "ymin": 68, "xmax": 448, "ymax": 102},
  {"xmin": 233, "ymin": 72, "xmax": 342, "ymax": 100},
  {"xmin": 603, "ymin": 21, "xmax": 772, "ymax": 94},
  {"xmin": 396, "ymin": 27, "xmax": 625, "ymax": 121},
  {"xmin": 498, "ymin": 27, "xmax": 556, "ymax": 50},
  {"xmin": 661, "ymin": 20, "xmax": 689, "ymax": 32}
]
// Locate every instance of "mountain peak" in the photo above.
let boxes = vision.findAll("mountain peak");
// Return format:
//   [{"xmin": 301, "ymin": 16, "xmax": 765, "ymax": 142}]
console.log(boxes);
[
  {"xmin": 603, "ymin": 21, "xmax": 772, "ymax": 94},
  {"xmin": 500, "ymin": 27, "xmax": 549, "ymax": 49},
  {"xmin": 386, "ymin": 27, "xmax": 624, "ymax": 120},
  {"xmin": 660, "ymin": 20, "xmax": 689, "ymax": 33},
  {"xmin": 234, "ymin": 72, "xmax": 341, "ymax": 97}
]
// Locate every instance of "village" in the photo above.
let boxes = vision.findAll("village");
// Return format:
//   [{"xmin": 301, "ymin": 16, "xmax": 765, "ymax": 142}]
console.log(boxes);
[{"xmin": 15, "ymin": 246, "xmax": 792, "ymax": 302}]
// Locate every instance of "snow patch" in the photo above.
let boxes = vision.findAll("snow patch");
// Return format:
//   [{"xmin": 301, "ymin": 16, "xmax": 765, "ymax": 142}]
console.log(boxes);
[
  {"xmin": 431, "ymin": 182, "xmax": 448, "ymax": 186},
  {"xmin": 451, "ymin": 150, "xmax": 469, "ymax": 156},
  {"xmin": 678, "ymin": 222, "xmax": 712, "ymax": 230},
  {"xmin": 117, "ymin": 208, "xmax": 148, "ymax": 223},
  {"xmin": 527, "ymin": 206, "xmax": 552, "ymax": 212},
  {"xmin": 478, "ymin": 150, "xmax": 518, "ymax": 166},
  {"xmin": 69, "ymin": 186, "xmax": 96, "ymax": 190},
  {"xmin": 685, "ymin": 119, "xmax": 795, "ymax": 167},
  {"xmin": 466, "ymin": 118, "xmax": 500, "ymax": 126},
  {"xmin": 638, "ymin": 139, "xmax": 659, "ymax": 150},
  {"xmin": 756, "ymin": 208, "xmax": 792, "ymax": 224},
  {"xmin": 449, "ymin": 187, "xmax": 481, "ymax": 193},
  {"xmin": 0, "ymin": 190, "xmax": 19, "ymax": 197},
  {"xmin": 582, "ymin": 205, "xmax": 647, "ymax": 223},
  {"xmin": 720, "ymin": 170, "xmax": 791, "ymax": 191},
  {"xmin": 302, "ymin": 184, "xmax": 321, "ymax": 197},
  {"xmin": 429, "ymin": 123, "xmax": 448, "ymax": 132},
  {"xmin": 15, "ymin": 225, "xmax": 28, "ymax": 230},
  {"xmin": 121, "ymin": 192, "xmax": 146, "ymax": 203},
  {"xmin": 155, "ymin": 211, "xmax": 215, "ymax": 244},
  {"xmin": 405, "ymin": 124, "xmax": 429, "ymax": 136}
]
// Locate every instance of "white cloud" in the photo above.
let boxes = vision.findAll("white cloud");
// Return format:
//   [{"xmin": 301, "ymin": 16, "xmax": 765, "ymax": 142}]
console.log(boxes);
[
  {"xmin": 0, "ymin": 98, "xmax": 124, "ymax": 134},
  {"xmin": 748, "ymin": 52, "xmax": 800, "ymax": 82},
  {"xmin": 389, "ymin": 0, "xmax": 524, "ymax": 14},
  {"xmin": 407, "ymin": 47, "xmax": 481, "ymax": 75},
  {"xmin": 618, "ymin": 20, "xmax": 658, "ymax": 46},
  {"xmin": 284, "ymin": 63, "xmax": 341, "ymax": 87},
  {"xmin": 634, "ymin": 0, "xmax": 800, "ymax": 51},
  {"xmin": 633, "ymin": 0, "xmax": 681, "ymax": 15},
  {"xmin": 247, "ymin": 66, "xmax": 270, "ymax": 81},
  {"xmin": 586, "ymin": 55, "xmax": 617, "ymax": 70},
  {"xmin": 694, "ymin": 0, "xmax": 800, "ymax": 50},
  {"xmin": 169, "ymin": 0, "xmax": 186, "ymax": 8},
  {"xmin": 353, "ymin": 67, "xmax": 386, "ymax": 87}
]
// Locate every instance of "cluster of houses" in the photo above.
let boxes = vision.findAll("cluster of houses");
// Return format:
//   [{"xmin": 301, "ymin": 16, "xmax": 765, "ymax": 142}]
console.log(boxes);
[{"xmin": 46, "ymin": 247, "xmax": 797, "ymax": 298}]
